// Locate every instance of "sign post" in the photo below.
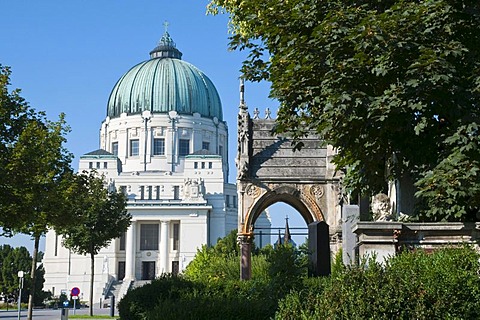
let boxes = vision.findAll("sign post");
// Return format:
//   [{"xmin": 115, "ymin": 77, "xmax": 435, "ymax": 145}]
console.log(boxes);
[{"xmin": 70, "ymin": 287, "xmax": 80, "ymax": 315}]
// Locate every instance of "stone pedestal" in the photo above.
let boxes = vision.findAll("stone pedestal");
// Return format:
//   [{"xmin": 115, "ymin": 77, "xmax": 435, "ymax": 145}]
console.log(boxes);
[{"xmin": 353, "ymin": 222, "xmax": 480, "ymax": 264}]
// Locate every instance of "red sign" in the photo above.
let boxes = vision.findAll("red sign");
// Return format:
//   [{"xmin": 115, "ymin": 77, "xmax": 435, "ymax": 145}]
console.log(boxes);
[{"xmin": 71, "ymin": 287, "xmax": 80, "ymax": 296}]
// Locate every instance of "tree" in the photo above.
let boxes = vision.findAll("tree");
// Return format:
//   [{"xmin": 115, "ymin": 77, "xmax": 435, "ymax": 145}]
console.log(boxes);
[
  {"xmin": 0, "ymin": 245, "xmax": 47, "ymax": 306},
  {"xmin": 6, "ymin": 113, "xmax": 73, "ymax": 320},
  {"xmin": 56, "ymin": 171, "xmax": 131, "ymax": 316},
  {"xmin": 0, "ymin": 65, "xmax": 37, "ymax": 235},
  {"xmin": 209, "ymin": 0, "xmax": 480, "ymax": 220}
]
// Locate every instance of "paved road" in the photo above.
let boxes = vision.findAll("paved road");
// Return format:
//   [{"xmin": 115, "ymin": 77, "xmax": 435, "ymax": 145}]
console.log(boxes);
[{"xmin": 0, "ymin": 307, "xmax": 116, "ymax": 319}]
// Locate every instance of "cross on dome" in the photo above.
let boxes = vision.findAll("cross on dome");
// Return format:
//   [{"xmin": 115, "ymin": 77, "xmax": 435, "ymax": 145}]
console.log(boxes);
[{"xmin": 149, "ymin": 21, "xmax": 182, "ymax": 59}]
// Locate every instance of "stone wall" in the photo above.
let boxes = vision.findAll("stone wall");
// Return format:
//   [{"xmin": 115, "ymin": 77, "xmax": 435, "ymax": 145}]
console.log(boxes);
[{"xmin": 352, "ymin": 222, "xmax": 480, "ymax": 263}]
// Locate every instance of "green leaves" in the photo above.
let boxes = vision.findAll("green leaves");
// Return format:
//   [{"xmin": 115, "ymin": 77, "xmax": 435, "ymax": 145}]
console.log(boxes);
[
  {"xmin": 57, "ymin": 170, "xmax": 130, "ymax": 256},
  {"xmin": 211, "ymin": 0, "xmax": 480, "ymax": 219}
]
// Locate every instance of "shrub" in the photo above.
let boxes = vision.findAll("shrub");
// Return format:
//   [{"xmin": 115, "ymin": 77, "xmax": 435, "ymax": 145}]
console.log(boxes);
[{"xmin": 275, "ymin": 246, "xmax": 480, "ymax": 319}]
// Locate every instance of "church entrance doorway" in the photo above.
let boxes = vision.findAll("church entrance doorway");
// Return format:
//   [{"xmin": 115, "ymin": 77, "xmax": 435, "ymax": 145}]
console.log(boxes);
[
  {"xmin": 118, "ymin": 261, "xmax": 125, "ymax": 281},
  {"xmin": 141, "ymin": 261, "xmax": 155, "ymax": 280}
]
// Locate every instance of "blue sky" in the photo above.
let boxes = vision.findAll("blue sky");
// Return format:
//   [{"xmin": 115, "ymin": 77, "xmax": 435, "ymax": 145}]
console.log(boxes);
[{"xmin": 0, "ymin": 0, "xmax": 307, "ymax": 251}]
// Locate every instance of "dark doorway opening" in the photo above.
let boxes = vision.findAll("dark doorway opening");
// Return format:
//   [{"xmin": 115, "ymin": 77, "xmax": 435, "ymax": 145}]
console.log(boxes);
[
  {"xmin": 117, "ymin": 261, "xmax": 125, "ymax": 280},
  {"xmin": 142, "ymin": 261, "xmax": 155, "ymax": 280},
  {"xmin": 171, "ymin": 261, "xmax": 179, "ymax": 276}
]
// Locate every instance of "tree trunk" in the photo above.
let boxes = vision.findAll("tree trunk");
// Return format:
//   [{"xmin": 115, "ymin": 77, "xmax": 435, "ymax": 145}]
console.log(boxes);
[
  {"xmin": 90, "ymin": 252, "xmax": 95, "ymax": 317},
  {"xmin": 27, "ymin": 235, "xmax": 39, "ymax": 320}
]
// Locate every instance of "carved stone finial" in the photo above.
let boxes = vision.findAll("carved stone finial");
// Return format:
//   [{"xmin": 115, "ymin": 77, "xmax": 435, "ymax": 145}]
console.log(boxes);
[
  {"xmin": 239, "ymin": 78, "xmax": 246, "ymax": 110},
  {"xmin": 265, "ymin": 107, "xmax": 272, "ymax": 119},
  {"xmin": 253, "ymin": 107, "xmax": 260, "ymax": 119}
]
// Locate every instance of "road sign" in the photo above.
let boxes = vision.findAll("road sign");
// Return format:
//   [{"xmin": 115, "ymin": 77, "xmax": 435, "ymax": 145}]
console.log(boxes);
[
  {"xmin": 72, "ymin": 296, "xmax": 79, "ymax": 300},
  {"xmin": 71, "ymin": 287, "xmax": 80, "ymax": 296}
]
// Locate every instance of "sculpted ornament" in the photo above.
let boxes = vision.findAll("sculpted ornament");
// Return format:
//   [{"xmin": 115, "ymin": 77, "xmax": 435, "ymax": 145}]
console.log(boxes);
[
  {"xmin": 310, "ymin": 185, "xmax": 324, "ymax": 198},
  {"xmin": 245, "ymin": 184, "xmax": 260, "ymax": 198}
]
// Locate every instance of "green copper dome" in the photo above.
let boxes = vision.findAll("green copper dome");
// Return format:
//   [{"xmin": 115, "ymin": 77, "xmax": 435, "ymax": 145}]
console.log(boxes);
[{"xmin": 107, "ymin": 32, "xmax": 223, "ymax": 120}]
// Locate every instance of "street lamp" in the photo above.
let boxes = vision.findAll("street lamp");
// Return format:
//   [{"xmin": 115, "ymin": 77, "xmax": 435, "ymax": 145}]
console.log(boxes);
[{"xmin": 17, "ymin": 271, "xmax": 24, "ymax": 320}]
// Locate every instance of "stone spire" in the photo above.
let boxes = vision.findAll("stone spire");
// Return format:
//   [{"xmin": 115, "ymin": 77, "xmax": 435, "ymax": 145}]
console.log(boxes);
[{"xmin": 284, "ymin": 216, "xmax": 291, "ymax": 244}]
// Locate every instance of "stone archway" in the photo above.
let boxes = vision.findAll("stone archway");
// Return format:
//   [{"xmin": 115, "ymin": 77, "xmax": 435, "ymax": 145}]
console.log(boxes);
[{"xmin": 236, "ymin": 83, "xmax": 342, "ymax": 279}]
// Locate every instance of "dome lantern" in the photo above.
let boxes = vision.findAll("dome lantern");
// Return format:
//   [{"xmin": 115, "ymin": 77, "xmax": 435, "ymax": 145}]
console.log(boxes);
[{"xmin": 149, "ymin": 21, "xmax": 183, "ymax": 59}]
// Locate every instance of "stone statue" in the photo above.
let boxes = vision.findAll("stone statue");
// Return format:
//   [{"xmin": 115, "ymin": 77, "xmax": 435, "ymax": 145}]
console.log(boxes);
[
  {"xmin": 371, "ymin": 193, "xmax": 393, "ymax": 221},
  {"xmin": 102, "ymin": 256, "xmax": 109, "ymax": 274}
]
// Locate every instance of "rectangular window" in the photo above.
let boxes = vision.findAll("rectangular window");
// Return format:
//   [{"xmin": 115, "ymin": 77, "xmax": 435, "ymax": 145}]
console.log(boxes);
[
  {"xmin": 153, "ymin": 138, "xmax": 165, "ymax": 155},
  {"xmin": 104, "ymin": 162, "xmax": 108, "ymax": 169},
  {"xmin": 226, "ymin": 195, "xmax": 230, "ymax": 208},
  {"xmin": 54, "ymin": 235, "xmax": 58, "ymax": 256},
  {"xmin": 89, "ymin": 162, "xmax": 93, "ymax": 169},
  {"xmin": 179, "ymin": 139, "xmax": 190, "ymax": 156},
  {"xmin": 208, "ymin": 162, "xmax": 212, "ymax": 169},
  {"xmin": 173, "ymin": 223, "xmax": 180, "ymax": 251},
  {"xmin": 194, "ymin": 162, "xmax": 198, "ymax": 169},
  {"xmin": 156, "ymin": 186, "xmax": 160, "ymax": 200},
  {"xmin": 140, "ymin": 186, "xmax": 145, "ymax": 200},
  {"xmin": 218, "ymin": 145, "xmax": 223, "ymax": 157},
  {"xmin": 120, "ymin": 186, "xmax": 127, "ymax": 195},
  {"xmin": 173, "ymin": 186, "xmax": 180, "ymax": 200},
  {"xmin": 112, "ymin": 142, "xmax": 118, "ymax": 156},
  {"xmin": 202, "ymin": 141, "xmax": 210, "ymax": 151},
  {"xmin": 233, "ymin": 196, "xmax": 237, "ymax": 208},
  {"xmin": 140, "ymin": 224, "xmax": 159, "ymax": 250},
  {"xmin": 201, "ymin": 162, "xmax": 205, "ymax": 169},
  {"xmin": 96, "ymin": 162, "xmax": 100, "ymax": 169},
  {"xmin": 148, "ymin": 186, "xmax": 152, "ymax": 200},
  {"xmin": 130, "ymin": 139, "xmax": 139, "ymax": 156},
  {"xmin": 119, "ymin": 232, "xmax": 126, "ymax": 251}
]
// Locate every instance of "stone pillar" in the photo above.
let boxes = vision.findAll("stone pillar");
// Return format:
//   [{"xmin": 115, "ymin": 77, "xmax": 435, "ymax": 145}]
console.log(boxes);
[
  {"xmin": 308, "ymin": 221, "xmax": 331, "ymax": 277},
  {"xmin": 238, "ymin": 234, "xmax": 253, "ymax": 280},
  {"xmin": 125, "ymin": 221, "xmax": 137, "ymax": 280},
  {"xmin": 342, "ymin": 205, "xmax": 360, "ymax": 265},
  {"xmin": 160, "ymin": 220, "xmax": 169, "ymax": 274}
]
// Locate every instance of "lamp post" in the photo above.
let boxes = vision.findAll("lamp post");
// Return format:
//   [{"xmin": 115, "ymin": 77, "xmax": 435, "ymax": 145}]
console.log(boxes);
[{"xmin": 17, "ymin": 271, "xmax": 24, "ymax": 320}]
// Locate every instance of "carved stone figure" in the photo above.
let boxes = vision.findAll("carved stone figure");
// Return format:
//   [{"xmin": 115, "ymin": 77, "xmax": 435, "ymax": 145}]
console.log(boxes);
[{"xmin": 371, "ymin": 193, "xmax": 393, "ymax": 221}]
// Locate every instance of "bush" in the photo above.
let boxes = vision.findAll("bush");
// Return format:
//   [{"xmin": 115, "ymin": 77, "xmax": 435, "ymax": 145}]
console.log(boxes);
[{"xmin": 275, "ymin": 246, "xmax": 480, "ymax": 319}]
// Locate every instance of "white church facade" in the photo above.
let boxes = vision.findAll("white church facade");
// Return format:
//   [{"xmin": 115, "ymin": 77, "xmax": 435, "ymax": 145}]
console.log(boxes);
[{"xmin": 42, "ymin": 31, "xmax": 270, "ymax": 303}]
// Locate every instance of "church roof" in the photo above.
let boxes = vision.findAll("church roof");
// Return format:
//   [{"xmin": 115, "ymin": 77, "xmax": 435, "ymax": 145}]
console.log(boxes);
[
  {"xmin": 106, "ymin": 30, "xmax": 223, "ymax": 121},
  {"xmin": 186, "ymin": 149, "xmax": 222, "ymax": 158},
  {"xmin": 80, "ymin": 149, "xmax": 117, "ymax": 159}
]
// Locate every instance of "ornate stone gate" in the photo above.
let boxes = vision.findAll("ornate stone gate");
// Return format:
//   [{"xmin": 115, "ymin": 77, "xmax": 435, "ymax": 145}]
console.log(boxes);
[{"xmin": 236, "ymin": 83, "xmax": 343, "ymax": 279}]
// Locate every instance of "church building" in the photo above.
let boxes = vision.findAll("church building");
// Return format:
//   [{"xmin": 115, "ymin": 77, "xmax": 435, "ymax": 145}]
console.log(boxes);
[{"xmin": 42, "ymin": 30, "xmax": 270, "ymax": 303}]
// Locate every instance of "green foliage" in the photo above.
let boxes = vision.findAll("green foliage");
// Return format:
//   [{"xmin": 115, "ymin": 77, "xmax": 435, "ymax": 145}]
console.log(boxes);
[
  {"xmin": 0, "ymin": 65, "xmax": 74, "ymax": 318},
  {"xmin": 0, "ymin": 245, "xmax": 48, "ymax": 305},
  {"xmin": 121, "ymin": 233, "xmax": 311, "ymax": 319},
  {"xmin": 275, "ymin": 246, "xmax": 480, "ymax": 319},
  {"xmin": 121, "ymin": 232, "xmax": 480, "ymax": 320},
  {"xmin": 184, "ymin": 244, "xmax": 240, "ymax": 282},
  {"xmin": 416, "ymin": 123, "xmax": 480, "ymax": 221},
  {"xmin": 209, "ymin": 0, "xmax": 480, "ymax": 220},
  {"xmin": 58, "ymin": 170, "xmax": 130, "ymax": 257},
  {"xmin": 118, "ymin": 275, "xmax": 276, "ymax": 320},
  {"xmin": 263, "ymin": 243, "xmax": 307, "ymax": 292},
  {"xmin": 0, "ymin": 65, "xmax": 36, "ymax": 235},
  {"xmin": 56, "ymin": 170, "xmax": 130, "ymax": 316}
]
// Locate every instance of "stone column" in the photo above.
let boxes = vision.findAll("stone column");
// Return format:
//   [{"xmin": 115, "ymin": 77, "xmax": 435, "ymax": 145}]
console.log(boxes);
[
  {"xmin": 125, "ymin": 221, "xmax": 137, "ymax": 280},
  {"xmin": 160, "ymin": 220, "xmax": 170, "ymax": 274},
  {"xmin": 238, "ymin": 233, "xmax": 253, "ymax": 280}
]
